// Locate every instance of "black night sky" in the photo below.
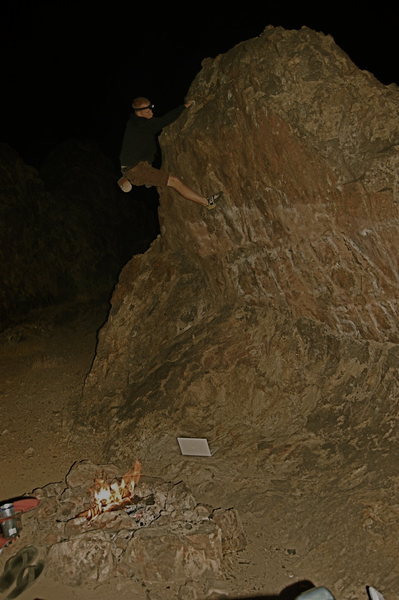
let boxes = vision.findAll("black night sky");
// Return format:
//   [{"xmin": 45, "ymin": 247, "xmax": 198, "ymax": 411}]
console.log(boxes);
[{"xmin": 2, "ymin": 2, "xmax": 398, "ymax": 167}]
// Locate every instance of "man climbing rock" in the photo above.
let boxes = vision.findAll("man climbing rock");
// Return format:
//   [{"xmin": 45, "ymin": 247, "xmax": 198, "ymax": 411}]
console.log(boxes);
[{"xmin": 118, "ymin": 97, "xmax": 222, "ymax": 210}]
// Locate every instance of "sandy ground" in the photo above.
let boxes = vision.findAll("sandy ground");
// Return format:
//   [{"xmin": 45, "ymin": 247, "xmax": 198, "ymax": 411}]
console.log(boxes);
[
  {"xmin": 0, "ymin": 300, "xmax": 115, "ymax": 599},
  {"xmin": 0, "ymin": 300, "xmax": 313, "ymax": 600},
  {"xmin": 0, "ymin": 300, "xmax": 390, "ymax": 600},
  {"xmin": 0, "ymin": 301, "xmax": 108, "ymax": 500}
]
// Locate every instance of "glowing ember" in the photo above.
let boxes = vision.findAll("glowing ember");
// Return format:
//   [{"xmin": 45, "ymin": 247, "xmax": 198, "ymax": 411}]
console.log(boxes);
[{"xmin": 78, "ymin": 460, "xmax": 142, "ymax": 520}]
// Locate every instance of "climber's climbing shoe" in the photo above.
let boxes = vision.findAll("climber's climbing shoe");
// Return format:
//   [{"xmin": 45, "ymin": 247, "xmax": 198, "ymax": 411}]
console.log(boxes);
[{"xmin": 206, "ymin": 191, "xmax": 223, "ymax": 210}]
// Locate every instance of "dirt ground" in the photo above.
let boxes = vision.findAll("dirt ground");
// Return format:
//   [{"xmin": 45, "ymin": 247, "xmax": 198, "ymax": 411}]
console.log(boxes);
[
  {"xmin": 0, "ymin": 300, "xmax": 114, "ymax": 599},
  {"xmin": 0, "ymin": 300, "xmax": 390, "ymax": 600},
  {"xmin": 0, "ymin": 301, "xmax": 109, "ymax": 499},
  {"xmin": 0, "ymin": 300, "xmax": 311, "ymax": 600}
]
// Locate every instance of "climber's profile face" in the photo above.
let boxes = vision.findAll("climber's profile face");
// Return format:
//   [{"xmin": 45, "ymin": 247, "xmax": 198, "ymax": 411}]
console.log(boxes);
[{"xmin": 133, "ymin": 97, "xmax": 154, "ymax": 119}]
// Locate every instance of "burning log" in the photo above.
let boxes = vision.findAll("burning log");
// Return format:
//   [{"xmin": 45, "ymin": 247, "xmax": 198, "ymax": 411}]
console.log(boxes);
[
  {"xmin": 77, "ymin": 496, "xmax": 137, "ymax": 520},
  {"xmin": 76, "ymin": 460, "xmax": 142, "ymax": 521}
]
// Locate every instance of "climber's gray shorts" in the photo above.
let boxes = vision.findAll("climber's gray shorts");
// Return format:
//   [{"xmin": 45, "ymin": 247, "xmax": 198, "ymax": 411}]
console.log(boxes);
[{"xmin": 122, "ymin": 161, "xmax": 169, "ymax": 187}]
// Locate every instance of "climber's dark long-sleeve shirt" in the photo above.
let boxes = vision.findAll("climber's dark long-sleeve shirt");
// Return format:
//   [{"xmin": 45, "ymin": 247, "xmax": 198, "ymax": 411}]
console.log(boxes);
[{"xmin": 119, "ymin": 105, "xmax": 185, "ymax": 168}]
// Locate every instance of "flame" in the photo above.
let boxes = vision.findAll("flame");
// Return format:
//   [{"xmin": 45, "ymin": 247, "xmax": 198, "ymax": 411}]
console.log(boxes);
[{"xmin": 83, "ymin": 460, "xmax": 142, "ymax": 519}]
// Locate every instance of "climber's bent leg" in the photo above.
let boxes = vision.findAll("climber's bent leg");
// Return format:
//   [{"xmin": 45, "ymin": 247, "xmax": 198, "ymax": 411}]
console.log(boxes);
[
  {"xmin": 118, "ymin": 163, "xmax": 221, "ymax": 209},
  {"xmin": 167, "ymin": 175, "xmax": 208, "ymax": 206}
]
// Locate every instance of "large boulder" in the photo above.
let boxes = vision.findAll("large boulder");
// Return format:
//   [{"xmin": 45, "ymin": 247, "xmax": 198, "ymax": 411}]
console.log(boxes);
[
  {"xmin": 84, "ymin": 24, "xmax": 399, "ymax": 425},
  {"xmin": 82, "ymin": 28, "xmax": 399, "ymax": 595}
]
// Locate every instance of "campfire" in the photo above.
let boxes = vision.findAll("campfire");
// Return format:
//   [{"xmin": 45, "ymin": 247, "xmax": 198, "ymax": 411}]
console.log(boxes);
[
  {"xmin": 14, "ymin": 459, "xmax": 246, "ymax": 595},
  {"xmin": 77, "ymin": 460, "xmax": 142, "ymax": 520}
]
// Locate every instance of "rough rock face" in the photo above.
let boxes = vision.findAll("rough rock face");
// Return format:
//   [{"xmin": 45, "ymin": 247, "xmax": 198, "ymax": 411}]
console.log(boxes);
[
  {"xmin": 83, "ymin": 27, "xmax": 399, "ymax": 596},
  {"xmin": 7, "ymin": 460, "xmax": 245, "ymax": 597},
  {"xmin": 0, "ymin": 140, "xmax": 158, "ymax": 328}
]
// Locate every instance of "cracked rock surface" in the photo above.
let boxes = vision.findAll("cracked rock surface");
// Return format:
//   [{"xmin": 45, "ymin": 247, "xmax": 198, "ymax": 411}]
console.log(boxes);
[{"xmin": 83, "ymin": 26, "xmax": 399, "ymax": 598}]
